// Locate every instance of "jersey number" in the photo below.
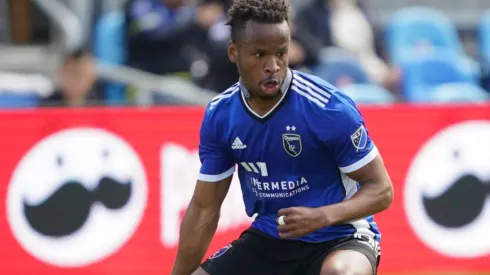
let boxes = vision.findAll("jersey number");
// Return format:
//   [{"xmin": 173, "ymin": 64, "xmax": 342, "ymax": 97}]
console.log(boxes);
[{"xmin": 240, "ymin": 162, "xmax": 268, "ymax": 177}]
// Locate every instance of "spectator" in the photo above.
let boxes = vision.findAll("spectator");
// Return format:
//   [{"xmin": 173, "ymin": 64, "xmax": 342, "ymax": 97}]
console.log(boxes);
[
  {"xmin": 294, "ymin": 0, "xmax": 400, "ymax": 92},
  {"xmin": 329, "ymin": 0, "xmax": 400, "ymax": 91},
  {"xmin": 125, "ymin": 0, "xmax": 228, "ymax": 103},
  {"xmin": 194, "ymin": 0, "xmax": 238, "ymax": 92},
  {"xmin": 41, "ymin": 49, "xmax": 100, "ymax": 107},
  {"xmin": 125, "ymin": 0, "xmax": 203, "ymax": 76},
  {"xmin": 288, "ymin": 11, "xmax": 319, "ymax": 71}
]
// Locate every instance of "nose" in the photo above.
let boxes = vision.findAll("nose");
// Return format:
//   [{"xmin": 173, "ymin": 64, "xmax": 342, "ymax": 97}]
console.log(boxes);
[{"xmin": 264, "ymin": 57, "xmax": 280, "ymax": 74}]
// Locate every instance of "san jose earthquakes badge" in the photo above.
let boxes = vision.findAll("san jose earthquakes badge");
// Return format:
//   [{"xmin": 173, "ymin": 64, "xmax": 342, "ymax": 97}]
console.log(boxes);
[
  {"xmin": 282, "ymin": 134, "xmax": 302, "ymax": 157},
  {"xmin": 351, "ymin": 125, "xmax": 368, "ymax": 152}
]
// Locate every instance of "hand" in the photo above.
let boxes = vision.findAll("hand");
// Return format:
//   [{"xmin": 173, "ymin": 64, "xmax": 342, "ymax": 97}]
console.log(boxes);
[{"xmin": 276, "ymin": 206, "xmax": 328, "ymax": 239}]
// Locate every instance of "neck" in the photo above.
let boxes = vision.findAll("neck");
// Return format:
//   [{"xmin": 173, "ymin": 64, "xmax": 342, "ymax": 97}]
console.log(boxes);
[
  {"xmin": 67, "ymin": 98, "xmax": 87, "ymax": 107},
  {"xmin": 65, "ymin": 91, "xmax": 89, "ymax": 107}
]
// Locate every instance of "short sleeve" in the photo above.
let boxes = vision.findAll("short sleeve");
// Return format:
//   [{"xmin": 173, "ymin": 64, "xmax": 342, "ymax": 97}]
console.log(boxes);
[
  {"xmin": 197, "ymin": 112, "xmax": 235, "ymax": 182},
  {"xmin": 324, "ymin": 98, "xmax": 378, "ymax": 174}
]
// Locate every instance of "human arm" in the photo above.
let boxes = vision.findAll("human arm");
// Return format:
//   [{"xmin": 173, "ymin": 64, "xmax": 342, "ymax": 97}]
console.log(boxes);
[
  {"xmin": 171, "ymin": 177, "xmax": 233, "ymax": 275},
  {"xmin": 318, "ymin": 154, "xmax": 393, "ymax": 226},
  {"xmin": 278, "ymin": 155, "xmax": 392, "ymax": 238},
  {"xmin": 278, "ymin": 96, "xmax": 393, "ymax": 238},
  {"xmin": 321, "ymin": 96, "xmax": 394, "ymax": 224},
  {"xmin": 172, "ymin": 108, "xmax": 236, "ymax": 274}
]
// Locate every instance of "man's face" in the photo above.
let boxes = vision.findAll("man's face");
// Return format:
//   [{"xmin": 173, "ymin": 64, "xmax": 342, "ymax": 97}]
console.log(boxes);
[
  {"xmin": 59, "ymin": 55, "xmax": 95, "ymax": 102},
  {"xmin": 228, "ymin": 20, "xmax": 290, "ymax": 100}
]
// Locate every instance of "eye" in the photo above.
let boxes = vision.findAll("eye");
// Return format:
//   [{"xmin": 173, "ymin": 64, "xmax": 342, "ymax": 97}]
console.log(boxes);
[
  {"xmin": 277, "ymin": 52, "xmax": 285, "ymax": 58},
  {"xmin": 452, "ymin": 149, "xmax": 460, "ymax": 159},
  {"xmin": 56, "ymin": 155, "xmax": 63, "ymax": 167},
  {"xmin": 102, "ymin": 149, "xmax": 110, "ymax": 159},
  {"xmin": 255, "ymin": 53, "xmax": 263, "ymax": 59}
]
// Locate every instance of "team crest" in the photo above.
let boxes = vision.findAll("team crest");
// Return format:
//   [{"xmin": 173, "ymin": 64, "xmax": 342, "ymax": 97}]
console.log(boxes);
[
  {"xmin": 282, "ymin": 134, "xmax": 302, "ymax": 157},
  {"xmin": 351, "ymin": 125, "xmax": 368, "ymax": 152}
]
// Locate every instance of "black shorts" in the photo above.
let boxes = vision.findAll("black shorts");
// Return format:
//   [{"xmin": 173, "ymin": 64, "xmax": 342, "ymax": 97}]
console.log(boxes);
[{"xmin": 201, "ymin": 228, "xmax": 380, "ymax": 275}]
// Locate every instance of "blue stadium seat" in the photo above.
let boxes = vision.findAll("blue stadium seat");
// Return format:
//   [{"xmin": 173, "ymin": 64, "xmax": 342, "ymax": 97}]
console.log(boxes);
[
  {"xmin": 385, "ymin": 7, "xmax": 479, "ymax": 82},
  {"xmin": 385, "ymin": 7, "xmax": 463, "ymax": 64},
  {"xmin": 427, "ymin": 83, "xmax": 490, "ymax": 103},
  {"xmin": 312, "ymin": 57, "xmax": 370, "ymax": 87},
  {"xmin": 340, "ymin": 84, "xmax": 396, "ymax": 105},
  {"xmin": 93, "ymin": 11, "xmax": 126, "ymax": 105},
  {"xmin": 479, "ymin": 10, "xmax": 490, "ymax": 62},
  {"xmin": 401, "ymin": 53, "xmax": 476, "ymax": 102},
  {"xmin": 0, "ymin": 93, "xmax": 40, "ymax": 108}
]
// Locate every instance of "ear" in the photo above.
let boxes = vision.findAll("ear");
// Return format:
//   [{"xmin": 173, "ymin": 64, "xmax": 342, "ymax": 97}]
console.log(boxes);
[{"xmin": 228, "ymin": 41, "xmax": 238, "ymax": 64}]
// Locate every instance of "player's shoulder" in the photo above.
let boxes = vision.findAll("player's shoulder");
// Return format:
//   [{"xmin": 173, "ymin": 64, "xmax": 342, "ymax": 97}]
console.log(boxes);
[
  {"xmin": 204, "ymin": 82, "xmax": 240, "ymax": 114},
  {"xmin": 208, "ymin": 82, "xmax": 241, "ymax": 108},
  {"xmin": 204, "ymin": 82, "xmax": 240, "ymax": 123},
  {"xmin": 291, "ymin": 70, "xmax": 359, "ymax": 116}
]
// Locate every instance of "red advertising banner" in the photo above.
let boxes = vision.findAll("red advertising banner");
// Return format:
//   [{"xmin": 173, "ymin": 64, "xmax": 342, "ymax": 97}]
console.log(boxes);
[{"xmin": 0, "ymin": 105, "xmax": 489, "ymax": 275}]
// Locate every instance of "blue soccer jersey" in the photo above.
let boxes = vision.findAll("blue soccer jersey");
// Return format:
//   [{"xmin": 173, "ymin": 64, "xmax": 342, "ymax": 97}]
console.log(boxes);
[{"xmin": 197, "ymin": 69, "xmax": 381, "ymax": 243}]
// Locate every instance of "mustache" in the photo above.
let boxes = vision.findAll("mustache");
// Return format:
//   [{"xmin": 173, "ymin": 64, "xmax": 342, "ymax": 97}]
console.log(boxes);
[
  {"xmin": 23, "ymin": 176, "xmax": 132, "ymax": 237},
  {"xmin": 422, "ymin": 174, "xmax": 490, "ymax": 228}
]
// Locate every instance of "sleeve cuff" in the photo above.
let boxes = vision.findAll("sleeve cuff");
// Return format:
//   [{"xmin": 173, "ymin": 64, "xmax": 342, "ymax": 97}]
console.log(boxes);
[
  {"xmin": 197, "ymin": 166, "xmax": 235, "ymax": 182},
  {"xmin": 339, "ymin": 146, "xmax": 379, "ymax": 173}
]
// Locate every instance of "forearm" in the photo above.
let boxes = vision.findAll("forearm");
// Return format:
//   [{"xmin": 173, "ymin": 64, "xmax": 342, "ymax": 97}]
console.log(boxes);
[
  {"xmin": 320, "ymin": 180, "xmax": 393, "ymax": 226},
  {"xmin": 171, "ymin": 203, "xmax": 220, "ymax": 275}
]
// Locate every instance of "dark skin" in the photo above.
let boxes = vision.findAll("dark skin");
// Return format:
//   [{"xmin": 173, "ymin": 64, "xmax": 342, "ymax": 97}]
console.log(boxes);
[
  {"xmin": 277, "ymin": 155, "xmax": 393, "ymax": 275},
  {"xmin": 228, "ymin": 20, "xmax": 290, "ymax": 116},
  {"xmin": 171, "ymin": 20, "xmax": 394, "ymax": 275},
  {"xmin": 171, "ymin": 176, "xmax": 232, "ymax": 275}
]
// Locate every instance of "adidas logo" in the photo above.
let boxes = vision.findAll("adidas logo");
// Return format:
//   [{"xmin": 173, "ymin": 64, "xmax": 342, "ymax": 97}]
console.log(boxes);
[{"xmin": 231, "ymin": 137, "xmax": 247, "ymax": 149}]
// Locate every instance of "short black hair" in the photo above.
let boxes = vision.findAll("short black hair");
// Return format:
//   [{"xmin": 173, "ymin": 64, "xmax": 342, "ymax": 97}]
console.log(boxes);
[
  {"xmin": 63, "ymin": 48, "xmax": 91, "ymax": 62},
  {"xmin": 226, "ymin": 0, "xmax": 290, "ymax": 42},
  {"xmin": 67, "ymin": 49, "xmax": 85, "ymax": 59}
]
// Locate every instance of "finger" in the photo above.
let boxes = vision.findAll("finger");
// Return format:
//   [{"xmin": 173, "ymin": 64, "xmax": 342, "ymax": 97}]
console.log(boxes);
[
  {"xmin": 278, "ymin": 207, "xmax": 296, "ymax": 216},
  {"xmin": 279, "ymin": 229, "xmax": 301, "ymax": 239},
  {"xmin": 277, "ymin": 223, "xmax": 298, "ymax": 234},
  {"xmin": 276, "ymin": 215, "xmax": 287, "ymax": 226},
  {"xmin": 280, "ymin": 227, "xmax": 309, "ymax": 239},
  {"xmin": 283, "ymin": 214, "xmax": 296, "ymax": 224},
  {"xmin": 276, "ymin": 214, "xmax": 297, "ymax": 226}
]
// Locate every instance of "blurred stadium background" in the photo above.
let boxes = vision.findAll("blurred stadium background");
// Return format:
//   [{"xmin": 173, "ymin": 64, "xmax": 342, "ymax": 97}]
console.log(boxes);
[
  {"xmin": 1, "ymin": 0, "xmax": 490, "ymax": 105},
  {"xmin": 0, "ymin": 0, "xmax": 489, "ymax": 274}
]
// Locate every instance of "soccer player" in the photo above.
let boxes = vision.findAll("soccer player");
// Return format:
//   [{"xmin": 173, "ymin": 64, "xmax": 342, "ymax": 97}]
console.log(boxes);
[{"xmin": 171, "ymin": 0, "xmax": 394, "ymax": 274}]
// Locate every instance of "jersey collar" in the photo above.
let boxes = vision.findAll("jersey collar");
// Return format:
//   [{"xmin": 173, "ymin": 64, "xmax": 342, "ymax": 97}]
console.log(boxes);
[
  {"xmin": 239, "ymin": 68, "xmax": 293, "ymax": 99},
  {"xmin": 238, "ymin": 69, "xmax": 293, "ymax": 123}
]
